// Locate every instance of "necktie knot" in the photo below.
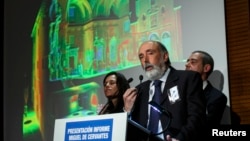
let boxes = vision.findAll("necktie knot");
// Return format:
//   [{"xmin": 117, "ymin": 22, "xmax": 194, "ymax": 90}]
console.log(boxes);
[
  {"xmin": 154, "ymin": 80, "xmax": 162, "ymax": 87},
  {"xmin": 153, "ymin": 80, "xmax": 162, "ymax": 102}
]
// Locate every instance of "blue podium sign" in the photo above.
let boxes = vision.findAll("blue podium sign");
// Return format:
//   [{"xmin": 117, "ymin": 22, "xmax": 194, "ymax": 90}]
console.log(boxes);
[{"xmin": 54, "ymin": 113, "xmax": 127, "ymax": 141}]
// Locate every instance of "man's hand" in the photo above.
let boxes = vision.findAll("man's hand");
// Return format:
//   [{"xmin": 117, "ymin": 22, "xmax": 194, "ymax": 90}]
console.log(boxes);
[
  {"xmin": 166, "ymin": 135, "xmax": 179, "ymax": 141},
  {"xmin": 123, "ymin": 88, "xmax": 138, "ymax": 113}
]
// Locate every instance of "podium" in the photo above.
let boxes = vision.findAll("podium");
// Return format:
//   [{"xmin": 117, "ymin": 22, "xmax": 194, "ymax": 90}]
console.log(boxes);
[
  {"xmin": 53, "ymin": 113, "xmax": 127, "ymax": 141},
  {"xmin": 127, "ymin": 119, "xmax": 164, "ymax": 141},
  {"xmin": 53, "ymin": 113, "xmax": 163, "ymax": 141}
]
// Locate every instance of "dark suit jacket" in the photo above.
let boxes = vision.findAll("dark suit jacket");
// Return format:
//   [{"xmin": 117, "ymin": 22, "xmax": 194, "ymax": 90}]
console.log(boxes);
[
  {"xmin": 204, "ymin": 81, "xmax": 227, "ymax": 126},
  {"xmin": 131, "ymin": 67, "xmax": 206, "ymax": 141}
]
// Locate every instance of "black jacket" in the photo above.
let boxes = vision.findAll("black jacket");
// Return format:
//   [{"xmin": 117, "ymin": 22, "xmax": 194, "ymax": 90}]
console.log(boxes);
[{"xmin": 131, "ymin": 67, "xmax": 206, "ymax": 141}]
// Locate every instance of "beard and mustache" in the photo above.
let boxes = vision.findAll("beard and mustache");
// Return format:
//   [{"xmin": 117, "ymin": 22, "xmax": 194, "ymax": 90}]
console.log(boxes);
[{"xmin": 144, "ymin": 62, "xmax": 167, "ymax": 81}]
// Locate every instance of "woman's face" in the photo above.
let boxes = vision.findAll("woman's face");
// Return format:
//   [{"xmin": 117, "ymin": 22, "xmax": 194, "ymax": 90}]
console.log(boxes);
[{"xmin": 103, "ymin": 74, "xmax": 119, "ymax": 98}]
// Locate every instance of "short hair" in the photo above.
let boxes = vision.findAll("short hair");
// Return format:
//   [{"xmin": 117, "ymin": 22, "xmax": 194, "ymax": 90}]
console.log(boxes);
[
  {"xmin": 192, "ymin": 50, "xmax": 214, "ymax": 77},
  {"xmin": 144, "ymin": 40, "xmax": 171, "ymax": 66}
]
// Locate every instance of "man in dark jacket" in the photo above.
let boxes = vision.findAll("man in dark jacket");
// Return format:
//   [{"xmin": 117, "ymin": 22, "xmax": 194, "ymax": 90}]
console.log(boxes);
[
  {"xmin": 123, "ymin": 40, "xmax": 206, "ymax": 141},
  {"xmin": 185, "ymin": 50, "xmax": 227, "ymax": 126}
]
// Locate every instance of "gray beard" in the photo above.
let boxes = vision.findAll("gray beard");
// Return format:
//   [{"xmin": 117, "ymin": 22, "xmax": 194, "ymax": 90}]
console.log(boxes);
[{"xmin": 145, "ymin": 65, "xmax": 166, "ymax": 81}]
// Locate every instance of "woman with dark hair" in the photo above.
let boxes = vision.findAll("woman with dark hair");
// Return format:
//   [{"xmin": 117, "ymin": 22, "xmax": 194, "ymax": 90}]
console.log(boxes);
[{"xmin": 98, "ymin": 71, "xmax": 130, "ymax": 115}]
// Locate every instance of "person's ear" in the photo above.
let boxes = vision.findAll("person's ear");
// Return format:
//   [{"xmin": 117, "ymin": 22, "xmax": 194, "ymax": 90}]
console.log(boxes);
[
  {"xmin": 203, "ymin": 64, "xmax": 211, "ymax": 73},
  {"xmin": 163, "ymin": 52, "xmax": 169, "ymax": 62}
]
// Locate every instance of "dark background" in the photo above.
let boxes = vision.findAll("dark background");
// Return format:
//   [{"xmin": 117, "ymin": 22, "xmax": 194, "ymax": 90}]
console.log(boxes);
[
  {"xmin": 4, "ymin": 0, "xmax": 42, "ymax": 140},
  {"xmin": 4, "ymin": 0, "xmax": 250, "ymax": 140}
]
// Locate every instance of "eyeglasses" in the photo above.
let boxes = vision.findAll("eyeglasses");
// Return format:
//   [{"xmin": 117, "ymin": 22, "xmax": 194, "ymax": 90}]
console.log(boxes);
[
  {"xmin": 103, "ymin": 80, "xmax": 117, "ymax": 86},
  {"xmin": 186, "ymin": 58, "xmax": 199, "ymax": 64}
]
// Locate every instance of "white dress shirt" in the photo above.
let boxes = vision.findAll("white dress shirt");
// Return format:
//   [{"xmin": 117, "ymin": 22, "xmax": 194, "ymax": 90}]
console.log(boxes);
[{"xmin": 148, "ymin": 68, "xmax": 170, "ymax": 139}]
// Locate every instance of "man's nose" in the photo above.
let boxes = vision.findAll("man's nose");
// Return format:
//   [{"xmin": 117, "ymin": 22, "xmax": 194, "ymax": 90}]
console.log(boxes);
[
  {"xmin": 185, "ymin": 61, "xmax": 190, "ymax": 68},
  {"xmin": 144, "ymin": 55, "xmax": 149, "ymax": 63}
]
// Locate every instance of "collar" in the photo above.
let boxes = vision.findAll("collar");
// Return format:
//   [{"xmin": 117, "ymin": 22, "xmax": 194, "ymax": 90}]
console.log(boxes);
[
  {"xmin": 150, "ymin": 68, "xmax": 171, "ymax": 87},
  {"xmin": 160, "ymin": 68, "xmax": 170, "ymax": 83},
  {"xmin": 203, "ymin": 80, "xmax": 208, "ymax": 90}
]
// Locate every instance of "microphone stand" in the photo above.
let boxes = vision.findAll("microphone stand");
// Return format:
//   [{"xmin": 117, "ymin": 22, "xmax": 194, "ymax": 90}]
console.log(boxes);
[{"xmin": 148, "ymin": 101, "xmax": 172, "ymax": 136}]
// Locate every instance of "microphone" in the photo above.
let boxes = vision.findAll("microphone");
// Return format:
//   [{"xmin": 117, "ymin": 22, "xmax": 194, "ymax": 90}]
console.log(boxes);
[
  {"xmin": 139, "ymin": 75, "xmax": 143, "ymax": 84},
  {"xmin": 129, "ymin": 75, "xmax": 143, "ymax": 116},
  {"xmin": 127, "ymin": 78, "xmax": 133, "ymax": 83}
]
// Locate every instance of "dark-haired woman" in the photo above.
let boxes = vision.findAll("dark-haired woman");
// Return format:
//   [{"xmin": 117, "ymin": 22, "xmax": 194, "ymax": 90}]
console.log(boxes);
[{"xmin": 98, "ymin": 71, "xmax": 130, "ymax": 115}]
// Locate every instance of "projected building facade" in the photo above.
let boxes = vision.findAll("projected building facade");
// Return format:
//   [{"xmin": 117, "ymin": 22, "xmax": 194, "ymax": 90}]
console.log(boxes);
[{"xmin": 25, "ymin": 0, "xmax": 183, "ymax": 140}]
